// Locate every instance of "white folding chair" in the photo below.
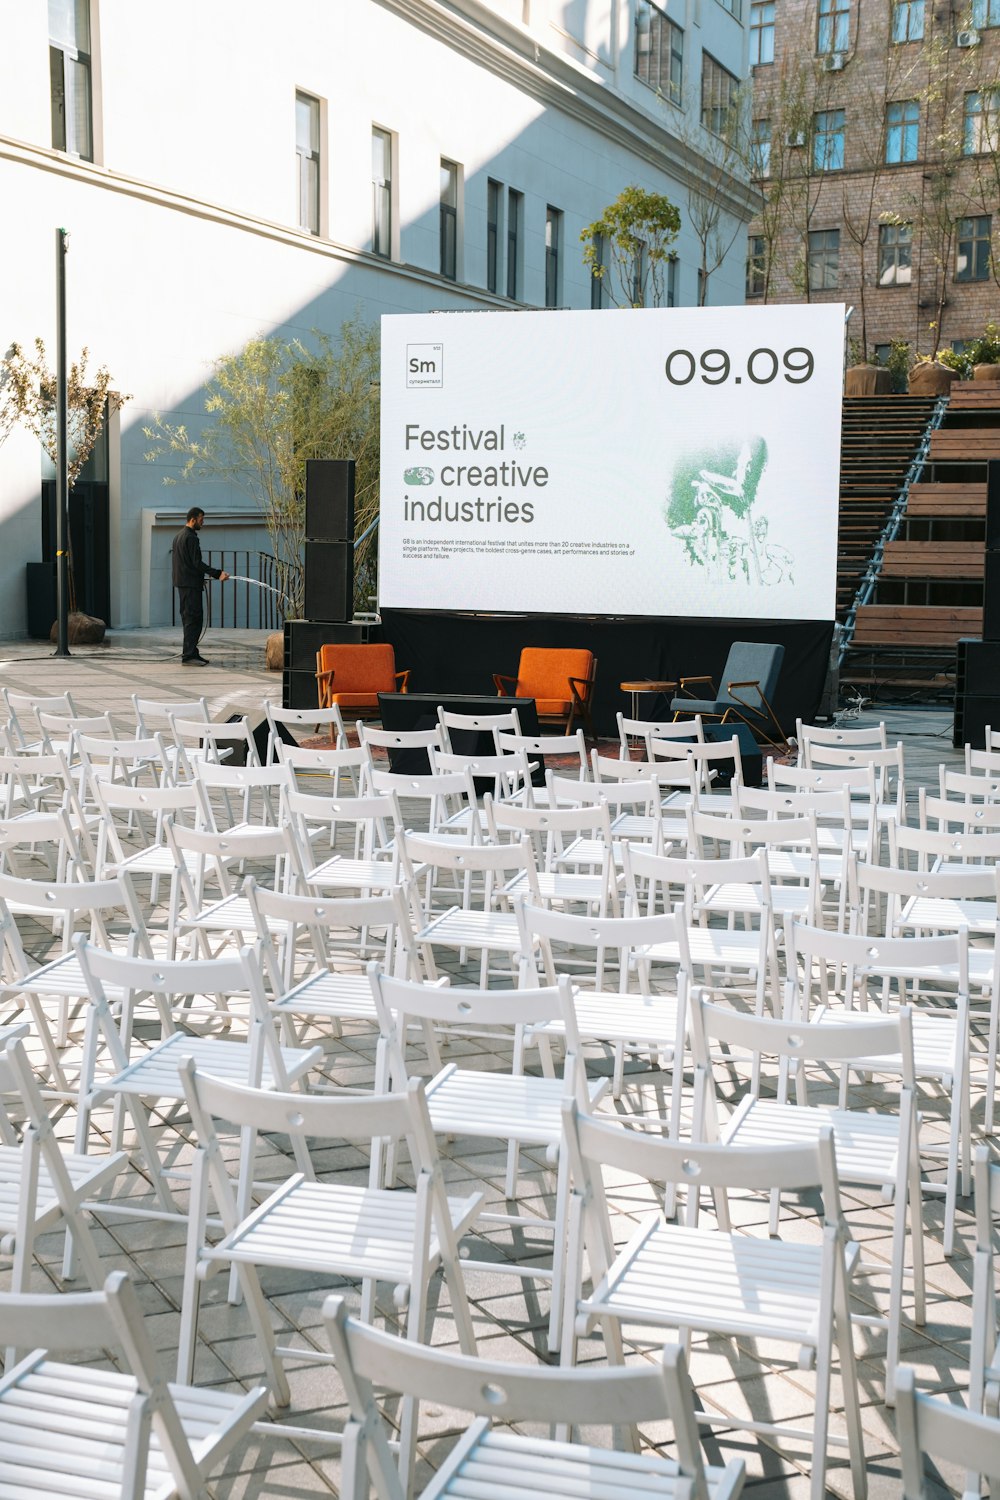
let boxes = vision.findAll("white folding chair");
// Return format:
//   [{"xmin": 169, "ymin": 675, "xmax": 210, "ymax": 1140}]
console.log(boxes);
[
  {"xmin": 495, "ymin": 726, "xmax": 588, "ymax": 805},
  {"xmin": 191, "ymin": 756, "xmax": 288, "ymax": 831},
  {"xmin": 560, "ymin": 1106, "xmax": 866, "ymax": 1500},
  {"xmin": 177, "ymin": 1064, "xmax": 481, "ymax": 1479},
  {"xmin": 617, "ymin": 712, "xmax": 704, "ymax": 760},
  {"xmin": 2, "ymin": 689, "xmax": 79, "ymax": 753},
  {"xmin": 919, "ymin": 789, "xmax": 1000, "ymax": 835},
  {"xmin": 370, "ymin": 968, "xmax": 602, "ymax": 1355},
  {"xmin": 895, "ymin": 1363, "xmax": 1000, "ymax": 1500},
  {"xmin": 283, "ymin": 784, "xmax": 402, "ymax": 895},
  {"xmin": 265, "ymin": 699, "xmax": 347, "ymax": 762},
  {"xmin": 796, "ymin": 718, "xmax": 887, "ymax": 761},
  {"xmin": 0, "ymin": 1270, "xmax": 268, "ymax": 1496},
  {"xmin": 428, "ymin": 744, "xmax": 534, "ymax": 835},
  {"xmin": 690, "ymin": 991, "xmax": 922, "ymax": 1401},
  {"xmin": 324, "ymin": 1293, "xmax": 746, "ymax": 1500},
  {"xmin": 437, "ymin": 703, "xmax": 521, "ymax": 751},
  {"xmin": 485, "ymin": 794, "xmax": 623, "ymax": 915},
  {"xmin": 165, "ymin": 818, "xmax": 308, "ymax": 958}
]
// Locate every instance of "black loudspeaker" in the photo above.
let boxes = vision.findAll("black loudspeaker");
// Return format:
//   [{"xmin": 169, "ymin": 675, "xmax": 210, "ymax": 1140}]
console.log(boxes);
[
  {"xmin": 985, "ymin": 460, "xmax": 1000, "ymax": 551},
  {"xmin": 283, "ymin": 618, "xmax": 379, "ymax": 672},
  {"xmin": 303, "ymin": 541, "xmax": 353, "ymax": 623},
  {"xmin": 26, "ymin": 562, "xmax": 56, "ymax": 639},
  {"xmin": 984, "ymin": 552, "xmax": 1000, "ymax": 642},
  {"xmin": 958, "ymin": 638, "xmax": 1000, "ymax": 696},
  {"xmin": 283, "ymin": 668, "xmax": 319, "ymax": 710},
  {"xmin": 703, "ymin": 722, "xmax": 764, "ymax": 789},
  {"xmin": 305, "ymin": 459, "xmax": 355, "ymax": 541},
  {"xmin": 955, "ymin": 694, "xmax": 1000, "ymax": 749}
]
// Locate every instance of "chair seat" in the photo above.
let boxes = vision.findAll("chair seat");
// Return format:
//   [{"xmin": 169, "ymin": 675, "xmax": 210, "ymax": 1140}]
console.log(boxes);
[
  {"xmin": 723, "ymin": 1096, "xmax": 902, "ymax": 1188},
  {"xmin": 534, "ymin": 698, "xmax": 574, "ymax": 717},
  {"xmin": 273, "ymin": 971, "xmax": 377, "ymax": 1022},
  {"xmin": 0, "ymin": 1355, "xmax": 267, "ymax": 1500},
  {"xmin": 178, "ymin": 895, "xmax": 277, "ymax": 933},
  {"xmin": 813, "ymin": 1005, "xmax": 961, "ymax": 1082},
  {"xmin": 424, "ymin": 1064, "xmax": 605, "ymax": 1145},
  {"xmin": 898, "ymin": 895, "xmax": 997, "ymax": 934},
  {"xmin": 100, "ymin": 1033, "xmax": 319, "ymax": 1098},
  {"xmin": 644, "ymin": 927, "xmax": 765, "ymax": 970},
  {"xmin": 0, "ymin": 1146, "xmax": 125, "ymax": 1235},
  {"xmin": 417, "ymin": 909, "xmax": 521, "ymax": 951},
  {"xmin": 327, "ymin": 693, "xmax": 381, "ymax": 709},
  {"xmin": 307, "ymin": 856, "xmax": 399, "ymax": 892},
  {"xmin": 531, "ymin": 990, "xmax": 682, "ymax": 1049},
  {"xmin": 0, "ymin": 953, "xmax": 127, "ymax": 1003},
  {"xmin": 206, "ymin": 1174, "xmax": 483, "ymax": 1284},
  {"xmin": 111, "ymin": 846, "xmax": 200, "ymax": 879},
  {"xmin": 698, "ymin": 882, "xmax": 811, "ymax": 917},
  {"xmin": 582, "ymin": 1218, "xmax": 827, "ymax": 1346},
  {"xmin": 504, "ymin": 870, "xmax": 614, "ymax": 906},
  {"xmin": 424, "ymin": 1425, "xmax": 739, "ymax": 1500}
]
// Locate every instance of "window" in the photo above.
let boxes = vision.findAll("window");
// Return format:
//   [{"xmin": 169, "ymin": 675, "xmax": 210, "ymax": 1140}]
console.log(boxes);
[
  {"xmin": 817, "ymin": 0, "xmax": 850, "ymax": 52},
  {"xmin": 635, "ymin": 1, "xmax": 683, "ymax": 106},
  {"xmin": 955, "ymin": 215, "xmax": 991, "ymax": 281},
  {"xmin": 813, "ymin": 110, "xmax": 845, "ymax": 171},
  {"xmin": 506, "ymin": 188, "xmax": 522, "ymax": 300},
  {"xmin": 964, "ymin": 90, "xmax": 1000, "ymax": 155},
  {"xmin": 630, "ymin": 241, "xmax": 647, "ymax": 306},
  {"xmin": 590, "ymin": 231, "xmax": 607, "ymax": 309},
  {"xmin": 440, "ymin": 159, "xmax": 458, "ymax": 280},
  {"xmin": 891, "ymin": 0, "xmax": 924, "ymax": 40},
  {"xmin": 666, "ymin": 256, "xmax": 678, "ymax": 307},
  {"xmin": 971, "ymin": 0, "xmax": 1000, "ymax": 27},
  {"xmin": 372, "ymin": 127, "xmax": 392, "ymax": 258},
  {"xmin": 752, "ymin": 119, "xmax": 771, "ymax": 177},
  {"xmin": 545, "ymin": 206, "xmax": 562, "ymax": 308},
  {"xmin": 487, "ymin": 180, "xmax": 502, "ymax": 294},
  {"xmin": 295, "ymin": 92, "xmax": 320, "ymax": 235},
  {"xmin": 750, "ymin": 1, "xmax": 775, "ymax": 63},
  {"xmin": 807, "ymin": 228, "xmax": 840, "ymax": 290},
  {"xmin": 878, "ymin": 222, "xmax": 912, "ymax": 284},
  {"xmin": 49, "ymin": 0, "xmax": 92, "ymax": 160},
  {"xmin": 746, "ymin": 234, "xmax": 766, "ymax": 296},
  {"xmin": 698, "ymin": 267, "xmax": 708, "ymax": 305},
  {"xmin": 886, "ymin": 100, "xmax": 919, "ymax": 163},
  {"xmin": 701, "ymin": 53, "xmax": 738, "ymax": 135}
]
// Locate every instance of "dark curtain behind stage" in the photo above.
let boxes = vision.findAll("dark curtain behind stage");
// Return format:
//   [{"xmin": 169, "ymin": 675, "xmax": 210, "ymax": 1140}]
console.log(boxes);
[{"xmin": 380, "ymin": 612, "xmax": 835, "ymax": 737}]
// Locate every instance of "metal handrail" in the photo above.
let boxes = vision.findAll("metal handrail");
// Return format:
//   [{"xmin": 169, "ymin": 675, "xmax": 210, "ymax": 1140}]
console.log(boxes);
[{"xmin": 838, "ymin": 393, "xmax": 950, "ymax": 666}]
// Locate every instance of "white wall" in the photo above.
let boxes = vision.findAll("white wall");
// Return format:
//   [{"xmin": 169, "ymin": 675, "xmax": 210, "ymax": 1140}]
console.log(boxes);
[{"xmin": 0, "ymin": 0, "xmax": 752, "ymax": 634}]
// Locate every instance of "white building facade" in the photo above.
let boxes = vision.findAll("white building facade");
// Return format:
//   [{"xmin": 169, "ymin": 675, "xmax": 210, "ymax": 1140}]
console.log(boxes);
[{"xmin": 0, "ymin": 0, "xmax": 752, "ymax": 634}]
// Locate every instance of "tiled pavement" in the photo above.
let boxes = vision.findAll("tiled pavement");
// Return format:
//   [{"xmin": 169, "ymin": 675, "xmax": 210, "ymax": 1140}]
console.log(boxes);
[{"xmin": 0, "ymin": 626, "xmax": 986, "ymax": 1497}]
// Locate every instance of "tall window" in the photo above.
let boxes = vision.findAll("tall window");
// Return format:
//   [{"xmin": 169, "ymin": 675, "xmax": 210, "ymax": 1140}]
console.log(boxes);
[
  {"xmin": 440, "ymin": 159, "xmax": 458, "ymax": 280},
  {"xmin": 971, "ymin": 0, "xmax": 1000, "ymax": 27},
  {"xmin": 817, "ymin": 0, "xmax": 850, "ymax": 52},
  {"xmin": 808, "ymin": 228, "xmax": 840, "ymax": 290},
  {"xmin": 49, "ymin": 0, "xmax": 92, "ymax": 159},
  {"xmin": 891, "ymin": 0, "xmax": 924, "ymax": 40},
  {"xmin": 746, "ymin": 234, "xmax": 766, "ymax": 296},
  {"xmin": 886, "ymin": 101, "xmax": 920, "ymax": 163},
  {"xmin": 955, "ymin": 215, "xmax": 991, "ymax": 281},
  {"xmin": 878, "ymin": 222, "xmax": 912, "ymax": 284},
  {"xmin": 701, "ymin": 54, "xmax": 738, "ymax": 135},
  {"xmin": 666, "ymin": 256, "xmax": 678, "ymax": 307},
  {"xmin": 750, "ymin": 1, "xmax": 775, "ymax": 64},
  {"xmin": 487, "ymin": 179, "xmax": 502, "ymax": 294},
  {"xmin": 752, "ymin": 119, "xmax": 772, "ymax": 177},
  {"xmin": 545, "ymin": 207, "xmax": 562, "ymax": 308},
  {"xmin": 295, "ymin": 93, "xmax": 320, "ymax": 235},
  {"xmin": 372, "ymin": 127, "xmax": 392, "ymax": 258},
  {"xmin": 813, "ymin": 110, "xmax": 846, "ymax": 171},
  {"xmin": 964, "ymin": 91, "xmax": 1000, "ymax": 155},
  {"xmin": 506, "ymin": 188, "xmax": 522, "ymax": 300},
  {"xmin": 635, "ymin": 0, "xmax": 683, "ymax": 106}
]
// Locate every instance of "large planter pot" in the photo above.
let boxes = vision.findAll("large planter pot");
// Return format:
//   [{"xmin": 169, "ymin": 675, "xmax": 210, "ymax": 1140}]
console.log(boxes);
[
  {"xmin": 908, "ymin": 361, "xmax": 957, "ymax": 396},
  {"xmin": 265, "ymin": 630, "xmax": 283, "ymax": 671},
  {"xmin": 844, "ymin": 363, "xmax": 892, "ymax": 396},
  {"xmin": 972, "ymin": 363, "xmax": 1000, "ymax": 381}
]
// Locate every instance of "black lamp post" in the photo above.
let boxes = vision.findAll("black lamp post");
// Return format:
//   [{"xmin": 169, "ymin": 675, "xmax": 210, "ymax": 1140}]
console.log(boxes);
[{"xmin": 53, "ymin": 226, "xmax": 70, "ymax": 658}]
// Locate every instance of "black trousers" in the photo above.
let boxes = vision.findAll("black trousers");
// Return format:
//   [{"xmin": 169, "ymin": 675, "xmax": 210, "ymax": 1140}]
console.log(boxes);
[{"xmin": 177, "ymin": 586, "xmax": 204, "ymax": 660}]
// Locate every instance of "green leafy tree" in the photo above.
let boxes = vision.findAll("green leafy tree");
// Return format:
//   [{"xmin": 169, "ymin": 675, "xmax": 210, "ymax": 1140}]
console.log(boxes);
[
  {"xmin": 143, "ymin": 316, "xmax": 380, "ymax": 615},
  {"xmin": 581, "ymin": 186, "xmax": 681, "ymax": 307}
]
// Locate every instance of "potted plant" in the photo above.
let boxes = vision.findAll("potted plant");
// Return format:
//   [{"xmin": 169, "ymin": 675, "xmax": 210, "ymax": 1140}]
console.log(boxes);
[
  {"xmin": 965, "ymin": 322, "xmax": 1000, "ymax": 381},
  {"xmin": 908, "ymin": 350, "xmax": 958, "ymax": 395}
]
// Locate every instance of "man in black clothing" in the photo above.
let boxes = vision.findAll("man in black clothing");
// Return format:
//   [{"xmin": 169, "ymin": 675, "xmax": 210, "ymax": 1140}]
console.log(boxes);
[{"xmin": 171, "ymin": 506, "xmax": 230, "ymax": 664}]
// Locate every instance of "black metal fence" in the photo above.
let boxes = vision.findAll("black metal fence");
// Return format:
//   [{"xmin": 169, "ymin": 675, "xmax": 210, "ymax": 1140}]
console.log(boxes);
[{"xmin": 170, "ymin": 551, "xmax": 303, "ymax": 631}]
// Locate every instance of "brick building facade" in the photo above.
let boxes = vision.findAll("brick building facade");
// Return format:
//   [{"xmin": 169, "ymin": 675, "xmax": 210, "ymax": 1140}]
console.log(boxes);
[{"xmin": 745, "ymin": 0, "xmax": 1000, "ymax": 360}]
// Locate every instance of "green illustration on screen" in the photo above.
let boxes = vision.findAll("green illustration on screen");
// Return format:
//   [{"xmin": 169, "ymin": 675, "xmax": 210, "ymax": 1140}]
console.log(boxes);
[{"xmin": 664, "ymin": 437, "xmax": 793, "ymax": 587}]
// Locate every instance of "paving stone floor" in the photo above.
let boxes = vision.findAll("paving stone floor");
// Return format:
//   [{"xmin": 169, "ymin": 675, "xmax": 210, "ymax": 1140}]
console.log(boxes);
[{"xmin": 0, "ymin": 627, "xmax": 988, "ymax": 1497}]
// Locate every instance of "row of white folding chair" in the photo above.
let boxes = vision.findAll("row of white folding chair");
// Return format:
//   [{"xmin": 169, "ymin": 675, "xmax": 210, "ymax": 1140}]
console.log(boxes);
[
  {"xmin": 795, "ymin": 718, "xmax": 888, "ymax": 759},
  {"xmin": 919, "ymin": 787, "xmax": 1000, "ymax": 834},
  {"xmin": 2, "ymin": 688, "xmax": 80, "ymax": 752}
]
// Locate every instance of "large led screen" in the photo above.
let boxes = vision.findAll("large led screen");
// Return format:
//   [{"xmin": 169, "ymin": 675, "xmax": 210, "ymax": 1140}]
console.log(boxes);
[{"xmin": 379, "ymin": 304, "xmax": 844, "ymax": 620}]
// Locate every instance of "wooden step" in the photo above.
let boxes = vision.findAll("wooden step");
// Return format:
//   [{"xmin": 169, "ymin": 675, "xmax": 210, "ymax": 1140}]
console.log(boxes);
[
  {"xmin": 881, "ymin": 542, "xmax": 984, "ymax": 577},
  {"xmin": 906, "ymin": 483, "xmax": 986, "ymax": 515},
  {"xmin": 851, "ymin": 605, "xmax": 983, "ymax": 646},
  {"xmin": 930, "ymin": 431, "xmax": 1000, "ymax": 459}
]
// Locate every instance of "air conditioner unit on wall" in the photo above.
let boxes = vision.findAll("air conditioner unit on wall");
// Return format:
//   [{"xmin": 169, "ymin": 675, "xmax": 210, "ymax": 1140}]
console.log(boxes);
[
  {"xmin": 822, "ymin": 51, "xmax": 847, "ymax": 70},
  {"xmin": 957, "ymin": 27, "xmax": 981, "ymax": 44},
  {"xmin": 786, "ymin": 130, "xmax": 806, "ymax": 146}
]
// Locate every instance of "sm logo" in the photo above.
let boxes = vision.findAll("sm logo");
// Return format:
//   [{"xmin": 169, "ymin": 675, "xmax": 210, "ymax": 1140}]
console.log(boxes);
[{"xmin": 406, "ymin": 343, "xmax": 444, "ymax": 388}]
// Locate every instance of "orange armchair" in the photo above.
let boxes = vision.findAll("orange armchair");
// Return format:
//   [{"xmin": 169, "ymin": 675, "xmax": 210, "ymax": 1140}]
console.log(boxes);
[
  {"xmin": 315, "ymin": 643, "xmax": 410, "ymax": 717},
  {"xmin": 494, "ymin": 647, "xmax": 597, "ymax": 738}
]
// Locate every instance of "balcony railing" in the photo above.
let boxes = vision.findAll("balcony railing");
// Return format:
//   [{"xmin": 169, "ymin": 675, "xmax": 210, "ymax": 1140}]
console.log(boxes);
[{"xmin": 171, "ymin": 551, "xmax": 302, "ymax": 631}]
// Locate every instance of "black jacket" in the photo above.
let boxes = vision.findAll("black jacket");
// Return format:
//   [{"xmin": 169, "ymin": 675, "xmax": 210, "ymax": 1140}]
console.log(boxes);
[{"xmin": 172, "ymin": 525, "xmax": 221, "ymax": 589}]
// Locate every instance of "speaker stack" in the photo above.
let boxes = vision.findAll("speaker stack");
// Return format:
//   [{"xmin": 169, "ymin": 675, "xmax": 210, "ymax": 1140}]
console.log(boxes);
[
  {"xmin": 284, "ymin": 460, "xmax": 380, "ymax": 709},
  {"xmin": 954, "ymin": 459, "xmax": 1000, "ymax": 747}
]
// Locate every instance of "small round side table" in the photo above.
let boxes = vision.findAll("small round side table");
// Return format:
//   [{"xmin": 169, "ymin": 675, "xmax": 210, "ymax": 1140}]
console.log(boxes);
[{"xmin": 619, "ymin": 680, "xmax": 677, "ymax": 720}]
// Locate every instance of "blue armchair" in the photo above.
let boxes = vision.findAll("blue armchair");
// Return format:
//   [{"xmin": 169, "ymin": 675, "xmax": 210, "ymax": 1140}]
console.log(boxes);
[{"xmin": 670, "ymin": 641, "xmax": 786, "ymax": 747}]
